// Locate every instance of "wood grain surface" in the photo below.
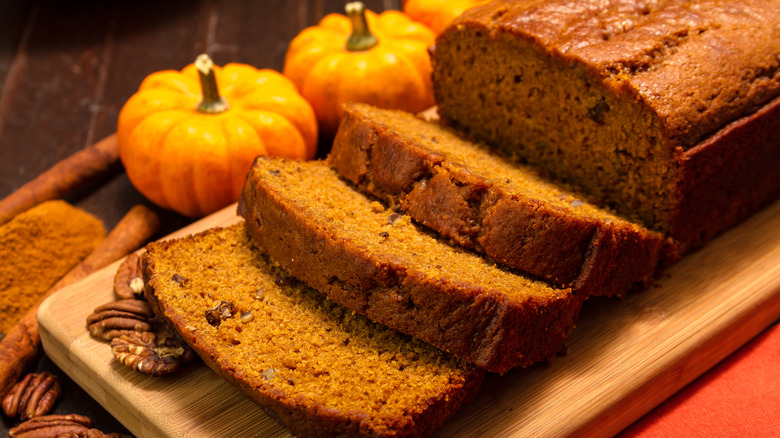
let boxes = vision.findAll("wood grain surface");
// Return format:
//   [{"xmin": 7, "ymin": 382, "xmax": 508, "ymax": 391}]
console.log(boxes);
[{"xmin": 38, "ymin": 199, "xmax": 780, "ymax": 437}]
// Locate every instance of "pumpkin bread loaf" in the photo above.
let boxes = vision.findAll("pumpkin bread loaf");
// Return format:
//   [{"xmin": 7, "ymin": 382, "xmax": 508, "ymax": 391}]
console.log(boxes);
[
  {"xmin": 330, "ymin": 103, "xmax": 663, "ymax": 297},
  {"xmin": 142, "ymin": 223, "xmax": 483, "ymax": 438},
  {"xmin": 238, "ymin": 157, "xmax": 583, "ymax": 373},
  {"xmin": 432, "ymin": 0, "xmax": 780, "ymax": 254}
]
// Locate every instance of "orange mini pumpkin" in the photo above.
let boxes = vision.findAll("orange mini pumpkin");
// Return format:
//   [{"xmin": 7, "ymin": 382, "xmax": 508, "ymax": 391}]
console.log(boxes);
[
  {"xmin": 403, "ymin": 0, "xmax": 489, "ymax": 34},
  {"xmin": 283, "ymin": 2, "xmax": 435, "ymax": 137},
  {"xmin": 117, "ymin": 55, "xmax": 317, "ymax": 217}
]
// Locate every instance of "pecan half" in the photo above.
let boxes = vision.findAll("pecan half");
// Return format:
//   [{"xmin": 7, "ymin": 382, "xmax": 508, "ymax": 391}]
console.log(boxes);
[
  {"xmin": 8, "ymin": 414, "xmax": 131, "ymax": 438},
  {"xmin": 87, "ymin": 299, "xmax": 153, "ymax": 341},
  {"xmin": 8, "ymin": 413, "xmax": 92, "ymax": 437},
  {"xmin": 60, "ymin": 432, "xmax": 133, "ymax": 438},
  {"xmin": 113, "ymin": 253, "xmax": 144, "ymax": 299},
  {"xmin": 111, "ymin": 330, "xmax": 194, "ymax": 377},
  {"xmin": 2, "ymin": 372, "xmax": 62, "ymax": 421}
]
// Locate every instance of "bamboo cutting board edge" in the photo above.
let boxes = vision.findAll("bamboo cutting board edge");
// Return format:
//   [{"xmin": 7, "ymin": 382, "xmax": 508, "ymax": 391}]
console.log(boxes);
[
  {"xmin": 573, "ymin": 267, "xmax": 780, "ymax": 437},
  {"xmin": 37, "ymin": 309, "xmax": 183, "ymax": 438},
  {"xmin": 38, "ymin": 202, "xmax": 780, "ymax": 437},
  {"xmin": 435, "ymin": 203, "xmax": 780, "ymax": 438},
  {"xmin": 38, "ymin": 207, "xmax": 253, "ymax": 437}
]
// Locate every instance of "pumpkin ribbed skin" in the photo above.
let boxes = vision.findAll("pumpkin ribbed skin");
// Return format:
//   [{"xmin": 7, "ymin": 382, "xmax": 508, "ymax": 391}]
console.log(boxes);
[
  {"xmin": 118, "ymin": 63, "xmax": 317, "ymax": 217},
  {"xmin": 403, "ymin": 0, "xmax": 489, "ymax": 34},
  {"xmin": 283, "ymin": 7, "xmax": 435, "ymax": 137}
]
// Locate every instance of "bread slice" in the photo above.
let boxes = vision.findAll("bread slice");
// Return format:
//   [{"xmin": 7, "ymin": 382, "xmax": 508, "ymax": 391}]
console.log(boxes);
[
  {"xmin": 142, "ymin": 223, "xmax": 483, "ymax": 438},
  {"xmin": 431, "ymin": 0, "xmax": 780, "ymax": 253},
  {"xmin": 238, "ymin": 157, "xmax": 583, "ymax": 373},
  {"xmin": 330, "ymin": 103, "xmax": 663, "ymax": 297}
]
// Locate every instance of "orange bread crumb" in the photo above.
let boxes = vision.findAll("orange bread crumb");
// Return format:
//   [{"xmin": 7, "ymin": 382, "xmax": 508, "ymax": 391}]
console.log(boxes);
[
  {"xmin": 432, "ymin": 0, "xmax": 780, "ymax": 253},
  {"xmin": 330, "ymin": 103, "xmax": 664, "ymax": 297},
  {"xmin": 143, "ymin": 223, "xmax": 483, "ymax": 437},
  {"xmin": 239, "ymin": 157, "xmax": 583, "ymax": 372}
]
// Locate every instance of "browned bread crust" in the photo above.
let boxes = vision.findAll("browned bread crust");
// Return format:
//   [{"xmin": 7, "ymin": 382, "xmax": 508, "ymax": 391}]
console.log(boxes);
[
  {"xmin": 142, "ymin": 223, "xmax": 484, "ymax": 438},
  {"xmin": 239, "ymin": 157, "xmax": 584, "ymax": 373},
  {"xmin": 330, "ymin": 103, "xmax": 664, "ymax": 297},
  {"xmin": 671, "ymin": 95, "xmax": 780, "ymax": 251},
  {"xmin": 432, "ymin": 0, "xmax": 780, "ymax": 253}
]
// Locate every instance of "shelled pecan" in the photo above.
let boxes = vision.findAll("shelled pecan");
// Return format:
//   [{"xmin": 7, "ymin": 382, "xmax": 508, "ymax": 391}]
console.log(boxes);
[
  {"xmin": 113, "ymin": 253, "xmax": 144, "ymax": 299},
  {"xmin": 110, "ymin": 330, "xmax": 194, "ymax": 377},
  {"xmin": 8, "ymin": 413, "xmax": 131, "ymax": 437},
  {"xmin": 57, "ymin": 433, "xmax": 127, "ymax": 438},
  {"xmin": 58, "ymin": 432, "xmax": 132, "ymax": 438},
  {"xmin": 86, "ymin": 299, "xmax": 153, "ymax": 341},
  {"xmin": 2, "ymin": 372, "xmax": 61, "ymax": 420},
  {"xmin": 8, "ymin": 413, "xmax": 92, "ymax": 437}
]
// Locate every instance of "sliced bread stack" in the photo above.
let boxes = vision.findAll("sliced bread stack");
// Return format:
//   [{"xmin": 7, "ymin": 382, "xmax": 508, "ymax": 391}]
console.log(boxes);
[
  {"xmin": 237, "ymin": 157, "xmax": 583, "ymax": 373},
  {"xmin": 144, "ymin": 102, "xmax": 665, "ymax": 436},
  {"xmin": 141, "ymin": 0, "xmax": 780, "ymax": 433}
]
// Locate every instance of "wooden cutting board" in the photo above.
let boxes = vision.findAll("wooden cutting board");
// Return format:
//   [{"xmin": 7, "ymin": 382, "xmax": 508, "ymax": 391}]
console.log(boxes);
[{"xmin": 38, "ymin": 201, "xmax": 780, "ymax": 437}]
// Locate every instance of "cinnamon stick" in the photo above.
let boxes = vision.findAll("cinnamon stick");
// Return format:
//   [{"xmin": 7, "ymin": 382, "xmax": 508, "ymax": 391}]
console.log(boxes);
[
  {"xmin": 0, "ymin": 134, "xmax": 120, "ymax": 226},
  {"xmin": 0, "ymin": 204, "xmax": 159, "ymax": 397}
]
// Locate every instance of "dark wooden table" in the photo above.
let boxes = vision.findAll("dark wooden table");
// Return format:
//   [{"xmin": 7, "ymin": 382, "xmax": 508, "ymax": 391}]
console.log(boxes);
[
  {"xmin": 0, "ymin": 1, "xmax": 398, "ymax": 435},
  {"xmin": 3, "ymin": 1, "xmax": 777, "ymax": 437}
]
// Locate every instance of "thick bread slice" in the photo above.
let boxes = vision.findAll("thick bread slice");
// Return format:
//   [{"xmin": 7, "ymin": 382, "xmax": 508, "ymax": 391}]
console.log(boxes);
[
  {"xmin": 330, "ymin": 103, "xmax": 663, "ymax": 297},
  {"xmin": 142, "ymin": 223, "xmax": 483, "ymax": 438},
  {"xmin": 239, "ymin": 157, "xmax": 583, "ymax": 373}
]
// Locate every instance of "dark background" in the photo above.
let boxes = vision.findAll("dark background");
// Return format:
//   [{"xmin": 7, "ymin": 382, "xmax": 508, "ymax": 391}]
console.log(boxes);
[{"xmin": 0, "ymin": 0, "xmax": 399, "ymax": 435}]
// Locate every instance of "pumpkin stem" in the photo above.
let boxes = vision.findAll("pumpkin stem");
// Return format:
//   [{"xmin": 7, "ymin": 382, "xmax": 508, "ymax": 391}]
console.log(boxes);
[
  {"xmin": 195, "ymin": 54, "xmax": 230, "ymax": 114},
  {"xmin": 345, "ymin": 2, "xmax": 378, "ymax": 51}
]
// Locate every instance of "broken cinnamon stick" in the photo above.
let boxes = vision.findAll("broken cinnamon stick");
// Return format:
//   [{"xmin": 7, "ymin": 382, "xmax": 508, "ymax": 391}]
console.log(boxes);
[
  {"xmin": 0, "ymin": 204, "xmax": 159, "ymax": 397},
  {"xmin": 0, "ymin": 134, "xmax": 120, "ymax": 226}
]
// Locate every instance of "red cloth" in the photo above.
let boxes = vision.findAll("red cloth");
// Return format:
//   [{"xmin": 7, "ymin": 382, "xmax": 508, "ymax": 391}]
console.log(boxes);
[{"xmin": 620, "ymin": 321, "xmax": 780, "ymax": 437}]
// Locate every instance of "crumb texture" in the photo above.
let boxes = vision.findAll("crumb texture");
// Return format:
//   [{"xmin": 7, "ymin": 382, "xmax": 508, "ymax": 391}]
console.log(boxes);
[
  {"xmin": 144, "ymin": 223, "xmax": 483, "ymax": 437},
  {"xmin": 330, "ymin": 103, "xmax": 663, "ymax": 296},
  {"xmin": 239, "ymin": 157, "xmax": 583, "ymax": 373},
  {"xmin": 433, "ymin": 0, "xmax": 780, "ymax": 251}
]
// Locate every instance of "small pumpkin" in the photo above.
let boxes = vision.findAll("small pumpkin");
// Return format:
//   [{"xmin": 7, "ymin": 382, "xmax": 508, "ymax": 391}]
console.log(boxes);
[
  {"xmin": 117, "ymin": 55, "xmax": 317, "ymax": 217},
  {"xmin": 283, "ymin": 2, "xmax": 436, "ymax": 137},
  {"xmin": 403, "ymin": 0, "xmax": 489, "ymax": 35}
]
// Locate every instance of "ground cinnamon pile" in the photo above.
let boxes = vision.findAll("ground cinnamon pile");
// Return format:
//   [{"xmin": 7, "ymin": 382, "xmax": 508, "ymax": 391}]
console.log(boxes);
[{"xmin": 0, "ymin": 200, "xmax": 104, "ymax": 334}]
